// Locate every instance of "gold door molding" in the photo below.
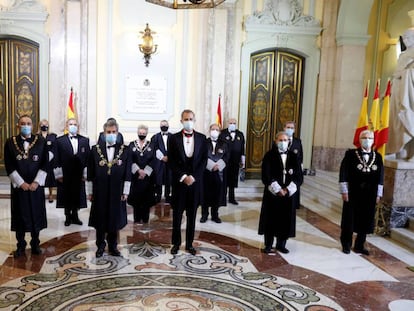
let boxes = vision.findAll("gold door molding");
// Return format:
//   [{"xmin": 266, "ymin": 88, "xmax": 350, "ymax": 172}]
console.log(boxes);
[
  {"xmin": 246, "ymin": 49, "xmax": 304, "ymax": 177},
  {"xmin": 0, "ymin": 37, "xmax": 39, "ymax": 174}
]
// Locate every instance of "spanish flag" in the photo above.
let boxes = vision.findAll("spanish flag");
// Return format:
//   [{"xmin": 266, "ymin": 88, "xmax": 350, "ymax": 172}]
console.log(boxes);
[
  {"xmin": 369, "ymin": 80, "xmax": 380, "ymax": 144},
  {"xmin": 376, "ymin": 79, "xmax": 391, "ymax": 158},
  {"xmin": 216, "ymin": 94, "xmax": 222, "ymax": 128},
  {"xmin": 67, "ymin": 87, "xmax": 75, "ymax": 119},
  {"xmin": 353, "ymin": 81, "xmax": 369, "ymax": 148}
]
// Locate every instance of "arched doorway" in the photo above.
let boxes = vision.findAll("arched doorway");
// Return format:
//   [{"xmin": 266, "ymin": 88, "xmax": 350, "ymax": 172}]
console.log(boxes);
[
  {"xmin": 246, "ymin": 49, "xmax": 304, "ymax": 177},
  {"xmin": 0, "ymin": 37, "xmax": 40, "ymax": 174}
]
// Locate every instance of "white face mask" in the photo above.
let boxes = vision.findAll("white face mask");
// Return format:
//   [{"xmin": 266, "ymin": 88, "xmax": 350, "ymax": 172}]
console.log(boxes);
[
  {"xmin": 277, "ymin": 141, "xmax": 289, "ymax": 152},
  {"xmin": 210, "ymin": 130, "xmax": 219, "ymax": 140},
  {"xmin": 285, "ymin": 128, "xmax": 294, "ymax": 137},
  {"xmin": 182, "ymin": 120, "xmax": 194, "ymax": 132},
  {"xmin": 68, "ymin": 125, "xmax": 78, "ymax": 135},
  {"xmin": 361, "ymin": 138, "xmax": 374, "ymax": 149},
  {"xmin": 106, "ymin": 133, "xmax": 117, "ymax": 145},
  {"xmin": 228, "ymin": 124, "xmax": 236, "ymax": 132}
]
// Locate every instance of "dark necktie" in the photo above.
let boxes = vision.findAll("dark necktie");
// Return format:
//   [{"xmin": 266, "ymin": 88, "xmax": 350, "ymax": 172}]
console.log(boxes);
[
  {"xmin": 184, "ymin": 132, "xmax": 193, "ymax": 138},
  {"xmin": 107, "ymin": 145, "xmax": 116, "ymax": 149},
  {"xmin": 70, "ymin": 136, "xmax": 77, "ymax": 139}
]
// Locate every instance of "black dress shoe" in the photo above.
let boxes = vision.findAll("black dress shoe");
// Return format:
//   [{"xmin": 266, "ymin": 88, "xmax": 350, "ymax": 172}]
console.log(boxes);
[
  {"xmin": 185, "ymin": 246, "xmax": 197, "ymax": 255},
  {"xmin": 200, "ymin": 216, "xmax": 207, "ymax": 223},
  {"xmin": 342, "ymin": 247, "xmax": 351, "ymax": 254},
  {"xmin": 109, "ymin": 249, "xmax": 121, "ymax": 256},
  {"xmin": 13, "ymin": 248, "xmax": 26, "ymax": 258},
  {"xmin": 353, "ymin": 248, "xmax": 369, "ymax": 255},
  {"xmin": 229, "ymin": 199, "xmax": 239, "ymax": 205},
  {"xmin": 262, "ymin": 247, "xmax": 272, "ymax": 254},
  {"xmin": 276, "ymin": 247, "xmax": 290, "ymax": 254},
  {"xmin": 71, "ymin": 218, "xmax": 83, "ymax": 225},
  {"xmin": 31, "ymin": 246, "xmax": 41, "ymax": 255},
  {"xmin": 64, "ymin": 219, "xmax": 71, "ymax": 226},
  {"xmin": 212, "ymin": 217, "xmax": 222, "ymax": 223},
  {"xmin": 171, "ymin": 245, "xmax": 179, "ymax": 255},
  {"xmin": 96, "ymin": 248, "xmax": 104, "ymax": 258}
]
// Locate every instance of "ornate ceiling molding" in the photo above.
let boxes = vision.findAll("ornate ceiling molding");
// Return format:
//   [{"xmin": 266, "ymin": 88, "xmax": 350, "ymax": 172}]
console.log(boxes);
[{"xmin": 145, "ymin": 0, "xmax": 226, "ymax": 9}]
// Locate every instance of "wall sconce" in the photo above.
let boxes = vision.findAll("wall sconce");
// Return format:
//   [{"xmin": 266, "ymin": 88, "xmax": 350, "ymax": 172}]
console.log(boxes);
[{"xmin": 139, "ymin": 23, "xmax": 157, "ymax": 67}]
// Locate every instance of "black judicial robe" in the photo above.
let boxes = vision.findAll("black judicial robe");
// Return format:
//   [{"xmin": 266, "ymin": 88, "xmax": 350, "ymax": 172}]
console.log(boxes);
[
  {"xmin": 43, "ymin": 133, "xmax": 58, "ymax": 187},
  {"xmin": 88, "ymin": 142, "xmax": 132, "ymax": 232},
  {"xmin": 339, "ymin": 148, "xmax": 384, "ymax": 234},
  {"xmin": 4, "ymin": 134, "xmax": 48, "ymax": 232},
  {"xmin": 203, "ymin": 138, "xmax": 229, "ymax": 208},
  {"xmin": 151, "ymin": 132, "xmax": 172, "ymax": 186},
  {"xmin": 258, "ymin": 145, "xmax": 303, "ymax": 239},
  {"xmin": 55, "ymin": 134, "xmax": 90, "ymax": 209},
  {"xmin": 219, "ymin": 129, "xmax": 245, "ymax": 188},
  {"xmin": 127, "ymin": 140, "xmax": 156, "ymax": 208}
]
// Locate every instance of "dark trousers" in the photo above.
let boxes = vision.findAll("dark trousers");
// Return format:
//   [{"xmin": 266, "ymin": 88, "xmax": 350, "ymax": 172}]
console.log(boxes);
[
  {"xmin": 16, "ymin": 231, "xmax": 40, "ymax": 249},
  {"xmin": 65, "ymin": 206, "xmax": 80, "ymax": 220},
  {"xmin": 264, "ymin": 234, "xmax": 287, "ymax": 249},
  {"xmin": 133, "ymin": 205, "xmax": 150, "ymax": 223},
  {"xmin": 171, "ymin": 187, "xmax": 197, "ymax": 248},
  {"xmin": 341, "ymin": 229, "xmax": 367, "ymax": 250},
  {"xmin": 96, "ymin": 230, "xmax": 118, "ymax": 251},
  {"xmin": 228, "ymin": 187, "xmax": 236, "ymax": 201},
  {"xmin": 201, "ymin": 205, "xmax": 219, "ymax": 218}
]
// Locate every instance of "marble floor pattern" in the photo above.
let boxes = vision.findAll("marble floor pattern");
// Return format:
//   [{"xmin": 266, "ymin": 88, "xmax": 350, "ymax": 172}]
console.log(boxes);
[{"xmin": 0, "ymin": 180, "xmax": 413, "ymax": 310}]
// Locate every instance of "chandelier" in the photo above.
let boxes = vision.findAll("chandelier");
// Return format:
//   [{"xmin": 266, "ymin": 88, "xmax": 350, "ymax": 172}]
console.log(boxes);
[{"xmin": 145, "ymin": 0, "xmax": 226, "ymax": 9}]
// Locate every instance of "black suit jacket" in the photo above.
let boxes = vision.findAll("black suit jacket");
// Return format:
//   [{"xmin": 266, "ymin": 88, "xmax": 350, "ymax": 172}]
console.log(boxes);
[
  {"xmin": 151, "ymin": 132, "xmax": 173, "ymax": 185},
  {"xmin": 168, "ymin": 130, "xmax": 207, "ymax": 209}
]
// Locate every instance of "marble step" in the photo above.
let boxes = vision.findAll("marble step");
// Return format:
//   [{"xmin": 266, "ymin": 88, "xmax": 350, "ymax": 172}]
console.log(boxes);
[{"xmin": 389, "ymin": 227, "xmax": 414, "ymax": 251}]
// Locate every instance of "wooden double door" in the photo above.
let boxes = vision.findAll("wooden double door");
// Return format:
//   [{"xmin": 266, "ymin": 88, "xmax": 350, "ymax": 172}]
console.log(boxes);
[
  {"xmin": 246, "ymin": 49, "xmax": 304, "ymax": 177},
  {"xmin": 0, "ymin": 37, "xmax": 39, "ymax": 174}
]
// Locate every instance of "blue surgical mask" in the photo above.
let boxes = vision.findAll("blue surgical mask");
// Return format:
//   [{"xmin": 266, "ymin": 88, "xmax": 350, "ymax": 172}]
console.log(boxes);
[
  {"xmin": 361, "ymin": 138, "xmax": 374, "ymax": 149},
  {"xmin": 68, "ymin": 125, "xmax": 78, "ymax": 135},
  {"xmin": 210, "ymin": 130, "xmax": 219, "ymax": 140},
  {"xmin": 106, "ymin": 133, "xmax": 117, "ymax": 145},
  {"xmin": 277, "ymin": 141, "xmax": 289, "ymax": 152},
  {"xmin": 285, "ymin": 128, "xmax": 294, "ymax": 137},
  {"xmin": 182, "ymin": 120, "xmax": 194, "ymax": 132},
  {"xmin": 228, "ymin": 124, "xmax": 236, "ymax": 132},
  {"xmin": 21, "ymin": 125, "xmax": 32, "ymax": 136}
]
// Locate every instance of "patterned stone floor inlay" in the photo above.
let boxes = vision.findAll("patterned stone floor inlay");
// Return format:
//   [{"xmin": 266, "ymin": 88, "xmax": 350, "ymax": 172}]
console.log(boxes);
[{"xmin": 0, "ymin": 241, "xmax": 343, "ymax": 311}]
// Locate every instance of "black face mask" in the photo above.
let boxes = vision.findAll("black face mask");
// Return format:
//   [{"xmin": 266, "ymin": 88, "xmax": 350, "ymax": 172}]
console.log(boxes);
[
  {"xmin": 138, "ymin": 135, "xmax": 147, "ymax": 140},
  {"xmin": 40, "ymin": 125, "xmax": 49, "ymax": 132},
  {"xmin": 160, "ymin": 126, "xmax": 169, "ymax": 132}
]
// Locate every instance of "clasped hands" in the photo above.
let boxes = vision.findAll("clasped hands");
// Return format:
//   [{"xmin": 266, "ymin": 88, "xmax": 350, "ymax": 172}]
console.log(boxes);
[{"xmin": 20, "ymin": 182, "xmax": 39, "ymax": 191}]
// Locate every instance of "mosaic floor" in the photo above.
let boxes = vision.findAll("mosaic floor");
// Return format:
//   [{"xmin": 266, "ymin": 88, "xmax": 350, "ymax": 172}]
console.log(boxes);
[{"xmin": 0, "ymin": 182, "xmax": 413, "ymax": 310}]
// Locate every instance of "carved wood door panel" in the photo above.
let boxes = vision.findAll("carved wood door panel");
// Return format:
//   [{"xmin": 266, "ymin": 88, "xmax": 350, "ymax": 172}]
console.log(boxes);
[
  {"xmin": 246, "ymin": 49, "xmax": 304, "ymax": 177},
  {"xmin": 0, "ymin": 37, "xmax": 39, "ymax": 174}
]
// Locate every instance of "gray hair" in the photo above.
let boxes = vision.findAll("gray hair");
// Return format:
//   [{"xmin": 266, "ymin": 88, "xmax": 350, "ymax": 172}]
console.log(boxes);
[{"xmin": 104, "ymin": 118, "xmax": 118, "ymax": 131}]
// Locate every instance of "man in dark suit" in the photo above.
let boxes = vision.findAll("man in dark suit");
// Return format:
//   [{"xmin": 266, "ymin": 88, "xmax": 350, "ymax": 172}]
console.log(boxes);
[
  {"xmin": 4, "ymin": 115, "xmax": 48, "ymax": 257},
  {"xmin": 201, "ymin": 123, "xmax": 229, "ymax": 223},
  {"xmin": 168, "ymin": 109, "xmax": 208, "ymax": 255},
  {"xmin": 151, "ymin": 120, "xmax": 172, "ymax": 203},
  {"xmin": 54, "ymin": 118, "xmax": 90, "ymax": 226},
  {"xmin": 219, "ymin": 118, "xmax": 245, "ymax": 205},
  {"xmin": 339, "ymin": 130, "xmax": 384, "ymax": 255},
  {"xmin": 284, "ymin": 121, "xmax": 304, "ymax": 209},
  {"xmin": 87, "ymin": 118, "xmax": 132, "ymax": 257},
  {"xmin": 258, "ymin": 131, "xmax": 303, "ymax": 254}
]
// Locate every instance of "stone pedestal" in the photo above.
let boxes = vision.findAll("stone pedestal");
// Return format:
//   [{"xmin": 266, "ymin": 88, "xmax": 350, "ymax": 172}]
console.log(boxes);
[{"xmin": 383, "ymin": 158, "xmax": 414, "ymax": 227}]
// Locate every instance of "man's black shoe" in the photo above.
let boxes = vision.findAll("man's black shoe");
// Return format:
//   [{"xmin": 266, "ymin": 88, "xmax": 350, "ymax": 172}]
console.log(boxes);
[
  {"xmin": 200, "ymin": 216, "xmax": 207, "ymax": 223},
  {"xmin": 276, "ymin": 247, "xmax": 290, "ymax": 254},
  {"xmin": 96, "ymin": 248, "xmax": 104, "ymax": 258},
  {"xmin": 31, "ymin": 246, "xmax": 41, "ymax": 255},
  {"xmin": 353, "ymin": 248, "xmax": 369, "ymax": 255},
  {"xmin": 262, "ymin": 247, "xmax": 272, "ymax": 254},
  {"xmin": 64, "ymin": 218, "xmax": 71, "ymax": 226},
  {"xmin": 171, "ymin": 245, "xmax": 179, "ymax": 255},
  {"xmin": 13, "ymin": 248, "xmax": 26, "ymax": 258},
  {"xmin": 229, "ymin": 200, "xmax": 239, "ymax": 205},
  {"xmin": 342, "ymin": 247, "xmax": 351, "ymax": 254},
  {"xmin": 212, "ymin": 217, "xmax": 222, "ymax": 223},
  {"xmin": 185, "ymin": 246, "xmax": 197, "ymax": 255},
  {"xmin": 71, "ymin": 218, "xmax": 83, "ymax": 225},
  {"xmin": 109, "ymin": 249, "xmax": 121, "ymax": 256}
]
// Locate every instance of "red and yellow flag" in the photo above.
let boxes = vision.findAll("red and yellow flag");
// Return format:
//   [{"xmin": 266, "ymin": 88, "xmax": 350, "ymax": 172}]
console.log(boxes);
[
  {"xmin": 216, "ymin": 94, "xmax": 222, "ymax": 128},
  {"xmin": 376, "ymin": 79, "xmax": 391, "ymax": 157},
  {"xmin": 369, "ymin": 80, "xmax": 380, "ymax": 144},
  {"xmin": 67, "ymin": 87, "xmax": 75, "ymax": 119},
  {"xmin": 353, "ymin": 81, "xmax": 369, "ymax": 148}
]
